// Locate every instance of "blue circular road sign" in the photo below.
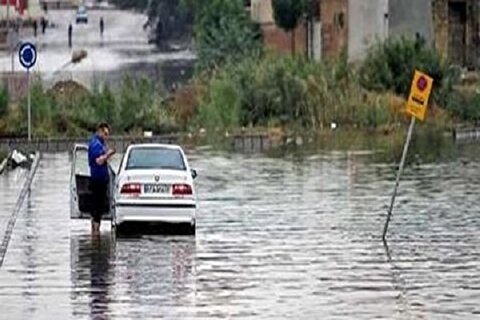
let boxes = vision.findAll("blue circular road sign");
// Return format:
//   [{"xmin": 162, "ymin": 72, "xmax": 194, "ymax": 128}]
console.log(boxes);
[{"xmin": 19, "ymin": 42, "xmax": 37, "ymax": 70}]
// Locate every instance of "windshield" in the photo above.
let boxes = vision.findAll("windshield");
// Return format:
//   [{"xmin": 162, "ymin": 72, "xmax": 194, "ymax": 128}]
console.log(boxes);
[{"xmin": 126, "ymin": 147, "xmax": 186, "ymax": 171}]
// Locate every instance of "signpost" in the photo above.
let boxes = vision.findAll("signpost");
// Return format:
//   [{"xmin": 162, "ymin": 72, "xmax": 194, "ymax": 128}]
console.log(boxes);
[
  {"xmin": 18, "ymin": 42, "xmax": 37, "ymax": 141},
  {"xmin": 382, "ymin": 70, "xmax": 434, "ymax": 240}
]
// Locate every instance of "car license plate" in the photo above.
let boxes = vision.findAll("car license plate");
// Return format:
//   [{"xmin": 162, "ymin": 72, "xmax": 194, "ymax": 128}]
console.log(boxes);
[{"xmin": 144, "ymin": 184, "xmax": 169, "ymax": 194}]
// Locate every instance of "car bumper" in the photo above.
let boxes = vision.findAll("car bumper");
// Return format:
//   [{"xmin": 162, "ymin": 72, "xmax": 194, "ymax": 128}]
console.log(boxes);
[{"xmin": 115, "ymin": 201, "xmax": 196, "ymax": 225}]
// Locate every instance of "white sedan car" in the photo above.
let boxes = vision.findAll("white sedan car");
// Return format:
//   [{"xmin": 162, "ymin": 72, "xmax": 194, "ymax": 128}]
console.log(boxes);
[{"xmin": 113, "ymin": 144, "xmax": 197, "ymax": 235}]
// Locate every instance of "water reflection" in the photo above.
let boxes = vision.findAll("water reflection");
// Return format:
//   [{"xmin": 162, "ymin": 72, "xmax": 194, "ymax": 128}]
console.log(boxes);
[
  {"xmin": 70, "ymin": 233, "xmax": 113, "ymax": 318},
  {"xmin": 111, "ymin": 235, "xmax": 197, "ymax": 318},
  {"xmin": 383, "ymin": 239, "xmax": 412, "ymax": 318},
  {"xmin": 70, "ymin": 231, "xmax": 196, "ymax": 319}
]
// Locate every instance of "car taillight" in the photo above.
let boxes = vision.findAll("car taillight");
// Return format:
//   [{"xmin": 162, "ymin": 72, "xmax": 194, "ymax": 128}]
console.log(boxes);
[
  {"xmin": 172, "ymin": 184, "xmax": 193, "ymax": 196},
  {"xmin": 120, "ymin": 183, "xmax": 141, "ymax": 195}
]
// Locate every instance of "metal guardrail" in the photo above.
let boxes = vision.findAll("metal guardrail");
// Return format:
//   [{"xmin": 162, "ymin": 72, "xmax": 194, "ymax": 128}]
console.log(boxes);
[
  {"xmin": 454, "ymin": 127, "xmax": 480, "ymax": 142},
  {"xmin": 0, "ymin": 152, "xmax": 41, "ymax": 268},
  {"xmin": 0, "ymin": 135, "xmax": 179, "ymax": 153},
  {"xmin": 232, "ymin": 133, "xmax": 281, "ymax": 153}
]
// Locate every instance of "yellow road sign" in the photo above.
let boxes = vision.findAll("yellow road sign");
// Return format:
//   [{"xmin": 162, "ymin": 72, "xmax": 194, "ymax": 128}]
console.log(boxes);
[{"xmin": 405, "ymin": 70, "xmax": 433, "ymax": 121}]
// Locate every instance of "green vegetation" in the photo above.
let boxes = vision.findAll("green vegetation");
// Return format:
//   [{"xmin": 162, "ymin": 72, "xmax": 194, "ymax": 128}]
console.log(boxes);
[
  {"xmin": 192, "ymin": 53, "xmax": 398, "ymax": 130},
  {"xmin": 359, "ymin": 36, "xmax": 456, "ymax": 104},
  {"xmin": 358, "ymin": 37, "xmax": 480, "ymax": 124},
  {"xmin": 193, "ymin": 0, "xmax": 261, "ymax": 69},
  {"xmin": 0, "ymin": 77, "xmax": 177, "ymax": 138},
  {"xmin": 0, "ymin": 86, "xmax": 8, "ymax": 118}
]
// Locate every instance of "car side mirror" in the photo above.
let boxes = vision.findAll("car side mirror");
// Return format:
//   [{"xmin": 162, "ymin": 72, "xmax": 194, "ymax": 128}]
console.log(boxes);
[{"xmin": 191, "ymin": 169, "xmax": 198, "ymax": 179}]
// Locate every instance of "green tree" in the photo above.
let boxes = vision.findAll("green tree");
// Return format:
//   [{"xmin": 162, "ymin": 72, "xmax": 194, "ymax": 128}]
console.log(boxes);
[
  {"xmin": 194, "ymin": 0, "xmax": 261, "ymax": 69},
  {"xmin": 271, "ymin": 0, "xmax": 308, "ymax": 54},
  {"xmin": 110, "ymin": 0, "xmax": 193, "ymax": 50},
  {"xmin": 91, "ymin": 85, "xmax": 117, "ymax": 126}
]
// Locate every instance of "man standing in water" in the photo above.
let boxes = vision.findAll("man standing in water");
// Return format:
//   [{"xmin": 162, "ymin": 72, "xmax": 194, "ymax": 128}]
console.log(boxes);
[
  {"xmin": 100, "ymin": 17, "xmax": 104, "ymax": 39},
  {"xmin": 88, "ymin": 123, "xmax": 115, "ymax": 235},
  {"xmin": 41, "ymin": 17, "xmax": 47, "ymax": 34},
  {"xmin": 68, "ymin": 23, "xmax": 73, "ymax": 48},
  {"xmin": 33, "ymin": 19, "xmax": 38, "ymax": 37}
]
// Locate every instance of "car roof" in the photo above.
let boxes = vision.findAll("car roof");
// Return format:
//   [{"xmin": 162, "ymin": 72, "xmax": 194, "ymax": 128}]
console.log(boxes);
[{"xmin": 127, "ymin": 144, "xmax": 183, "ymax": 151}]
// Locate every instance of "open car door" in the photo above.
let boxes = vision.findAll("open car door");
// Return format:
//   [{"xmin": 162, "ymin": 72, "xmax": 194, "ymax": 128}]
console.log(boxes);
[{"xmin": 70, "ymin": 144, "xmax": 115, "ymax": 220}]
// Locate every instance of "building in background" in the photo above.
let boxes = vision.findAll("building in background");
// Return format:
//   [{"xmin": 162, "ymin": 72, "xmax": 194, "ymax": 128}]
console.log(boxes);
[
  {"xmin": 0, "ymin": 0, "xmax": 45, "ymax": 19},
  {"xmin": 250, "ymin": 0, "xmax": 308, "ymax": 55},
  {"xmin": 432, "ymin": 0, "xmax": 480, "ymax": 69},
  {"xmin": 0, "ymin": 0, "xmax": 27, "ymax": 19},
  {"xmin": 39, "ymin": 0, "xmax": 78, "ymax": 10},
  {"xmin": 249, "ymin": 0, "xmax": 479, "ymax": 68}
]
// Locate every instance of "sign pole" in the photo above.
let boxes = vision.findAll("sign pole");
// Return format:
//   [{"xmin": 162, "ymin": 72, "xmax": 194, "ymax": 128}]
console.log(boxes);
[
  {"xmin": 382, "ymin": 69, "xmax": 433, "ymax": 240},
  {"xmin": 382, "ymin": 116, "xmax": 416, "ymax": 240},
  {"xmin": 18, "ymin": 42, "xmax": 37, "ymax": 142},
  {"xmin": 27, "ymin": 68, "xmax": 31, "ymax": 141}
]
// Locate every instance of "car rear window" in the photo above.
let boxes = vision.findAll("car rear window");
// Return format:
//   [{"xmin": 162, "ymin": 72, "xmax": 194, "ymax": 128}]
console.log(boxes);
[{"xmin": 125, "ymin": 147, "xmax": 186, "ymax": 171}]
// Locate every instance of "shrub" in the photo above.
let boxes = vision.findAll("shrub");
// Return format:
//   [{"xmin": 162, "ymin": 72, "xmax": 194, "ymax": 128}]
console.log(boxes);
[
  {"xmin": 90, "ymin": 84, "xmax": 117, "ymax": 127},
  {"xmin": 191, "ymin": 53, "xmax": 397, "ymax": 131},
  {"xmin": 0, "ymin": 86, "xmax": 8, "ymax": 118},
  {"xmin": 359, "ymin": 37, "xmax": 455, "ymax": 105},
  {"xmin": 170, "ymin": 84, "xmax": 201, "ymax": 129},
  {"xmin": 194, "ymin": 0, "xmax": 262, "ymax": 69},
  {"xmin": 445, "ymin": 90, "xmax": 480, "ymax": 124},
  {"xmin": 117, "ymin": 76, "xmax": 155, "ymax": 132},
  {"xmin": 196, "ymin": 77, "xmax": 241, "ymax": 130},
  {"xmin": 19, "ymin": 82, "xmax": 58, "ymax": 137}
]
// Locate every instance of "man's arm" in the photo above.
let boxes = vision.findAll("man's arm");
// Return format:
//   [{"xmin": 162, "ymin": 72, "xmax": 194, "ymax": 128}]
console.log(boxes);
[
  {"xmin": 90, "ymin": 143, "xmax": 115, "ymax": 166},
  {"xmin": 96, "ymin": 148, "xmax": 115, "ymax": 166}
]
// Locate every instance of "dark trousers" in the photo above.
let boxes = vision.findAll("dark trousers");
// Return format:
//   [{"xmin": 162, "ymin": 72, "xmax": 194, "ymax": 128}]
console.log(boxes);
[{"xmin": 90, "ymin": 179, "xmax": 108, "ymax": 223}]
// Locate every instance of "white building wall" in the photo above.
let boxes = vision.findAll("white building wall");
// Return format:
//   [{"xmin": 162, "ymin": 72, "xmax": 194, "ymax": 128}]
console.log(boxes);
[{"xmin": 348, "ymin": 0, "xmax": 389, "ymax": 61}]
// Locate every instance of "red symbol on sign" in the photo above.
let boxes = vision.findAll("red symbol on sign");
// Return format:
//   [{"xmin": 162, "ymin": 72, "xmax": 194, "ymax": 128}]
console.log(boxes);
[{"xmin": 417, "ymin": 76, "xmax": 428, "ymax": 92}]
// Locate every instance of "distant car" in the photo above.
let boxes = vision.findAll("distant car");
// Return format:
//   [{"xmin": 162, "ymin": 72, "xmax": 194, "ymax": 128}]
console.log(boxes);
[
  {"xmin": 75, "ymin": 6, "xmax": 88, "ymax": 24},
  {"xmin": 113, "ymin": 144, "xmax": 198, "ymax": 235}
]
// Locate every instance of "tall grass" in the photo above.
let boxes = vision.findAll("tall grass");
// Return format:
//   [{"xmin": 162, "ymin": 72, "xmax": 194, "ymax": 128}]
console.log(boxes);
[
  {"xmin": 188, "ymin": 53, "xmax": 398, "ymax": 132},
  {"xmin": 0, "ymin": 76, "xmax": 179, "ymax": 137},
  {"xmin": 0, "ymin": 86, "xmax": 8, "ymax": 118}
]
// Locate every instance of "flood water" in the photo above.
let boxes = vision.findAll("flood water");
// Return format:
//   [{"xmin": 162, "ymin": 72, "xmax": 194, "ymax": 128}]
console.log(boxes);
[
  {"xmin": 0, "ymin": 143, "xmax": 479, "ymax": 319},
  {"xmin": 0, "ymin": 9, "xmax": 194, "ymax": 91}
]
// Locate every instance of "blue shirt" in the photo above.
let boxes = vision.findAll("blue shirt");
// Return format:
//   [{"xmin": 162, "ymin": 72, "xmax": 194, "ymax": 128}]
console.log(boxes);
[{"xmin": 88, "ymin": 134, "xmax": 109, "ymax": 182}]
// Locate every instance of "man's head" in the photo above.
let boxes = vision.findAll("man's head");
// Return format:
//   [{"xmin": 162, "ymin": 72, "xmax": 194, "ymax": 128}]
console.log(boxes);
[{"xmin": 97, "ymin": 122, "xmax": 111, "ymax": 141}]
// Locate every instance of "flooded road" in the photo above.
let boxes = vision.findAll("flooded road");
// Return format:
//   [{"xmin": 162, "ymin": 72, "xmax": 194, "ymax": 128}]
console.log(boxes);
[
  {"xmin": 0, "ymin": 168, "xmax": 27, "ymax": 249},
  {"xmin": 0, "ymin": 144, "xmax": 479, "ymax": 319},
  {"xmin": 0, "ymin": 9, "xmax": 194, "ymax": 90}
]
